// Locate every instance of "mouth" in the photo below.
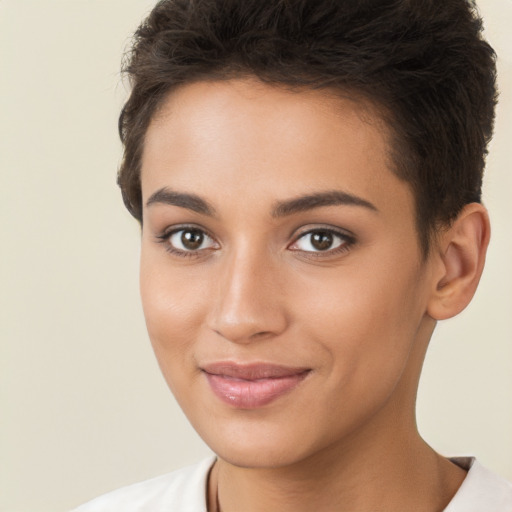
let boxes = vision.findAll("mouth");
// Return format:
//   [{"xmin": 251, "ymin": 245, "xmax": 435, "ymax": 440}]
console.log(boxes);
[{"xmin": 201, "ymin": 362, "xmax": 311, "ymax": 409}]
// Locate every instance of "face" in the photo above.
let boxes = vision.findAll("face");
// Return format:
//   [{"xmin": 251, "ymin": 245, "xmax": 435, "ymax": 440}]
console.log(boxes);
[{"xmin": 140, "ymin": 79, "xmax": 437, "ymax": 468}]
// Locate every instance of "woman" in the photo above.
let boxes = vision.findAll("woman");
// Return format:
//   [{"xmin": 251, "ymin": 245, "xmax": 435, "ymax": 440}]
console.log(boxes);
[{"xmin": 74, "ymin": 0, "xmax": 512, "ymax": 510}]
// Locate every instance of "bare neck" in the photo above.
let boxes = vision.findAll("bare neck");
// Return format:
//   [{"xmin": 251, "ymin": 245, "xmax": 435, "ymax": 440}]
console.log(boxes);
[{"xmin": 208, "ymin": 425, "xmax": 466, "ymax": 512}]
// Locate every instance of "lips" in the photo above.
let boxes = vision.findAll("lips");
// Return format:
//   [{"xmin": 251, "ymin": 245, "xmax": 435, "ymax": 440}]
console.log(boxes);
[{"xmin": 201, "ymin": 362, "xmax": 310, "ymax": 409}]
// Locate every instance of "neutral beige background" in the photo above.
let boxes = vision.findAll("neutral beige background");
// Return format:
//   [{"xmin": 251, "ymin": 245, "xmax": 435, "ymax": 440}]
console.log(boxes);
[{"xmin": 1, "ymin": 1, "xmax": 510, "ymax": 511}]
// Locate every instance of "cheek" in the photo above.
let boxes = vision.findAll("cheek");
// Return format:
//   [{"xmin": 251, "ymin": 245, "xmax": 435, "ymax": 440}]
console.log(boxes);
[
  {"xmin": 299, "ymin": 258, "xmax": 425, "ymax": 391},
  {"xmin": 139, "ymin": 251, "xmax": 208, "ymax": 380}
]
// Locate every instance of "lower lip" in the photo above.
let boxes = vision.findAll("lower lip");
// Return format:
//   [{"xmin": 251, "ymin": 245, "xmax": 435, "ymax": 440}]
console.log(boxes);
[{"xmin": 204, "ymin": 372, "xmax": 309, "ymax": 409}]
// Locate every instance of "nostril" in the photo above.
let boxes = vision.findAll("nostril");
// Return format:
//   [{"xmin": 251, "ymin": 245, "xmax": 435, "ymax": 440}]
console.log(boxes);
[
  {"xmin": 206, "ymin": 259, "xmax": 289, "ymax": 343},
  {"xmin": 251, "ymin": 331, "xmax": 273, "ymax": 339},
  {"xmin": 212, "ymin": 325, "xmax": 277, "ymax": 344}
]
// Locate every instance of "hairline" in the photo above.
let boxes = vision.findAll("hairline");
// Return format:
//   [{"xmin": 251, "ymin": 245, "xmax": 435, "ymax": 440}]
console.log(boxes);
[{"xmin": 126, "ymin": 74, "xmax": 441, "ymax": 259}]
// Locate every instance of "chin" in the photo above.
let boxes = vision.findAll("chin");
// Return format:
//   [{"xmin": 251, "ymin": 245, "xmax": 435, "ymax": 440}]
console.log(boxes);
[
  {"xmin": 214, "ymin": 442, "xmax": 308, "ymax": 470},
  {"xmin": 191, "ymin": 413, "xmax": 329, "ymax": 470}
]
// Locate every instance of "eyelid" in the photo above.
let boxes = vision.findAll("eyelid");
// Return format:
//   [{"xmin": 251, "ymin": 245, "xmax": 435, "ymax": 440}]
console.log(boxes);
[
  {"xmin": 157, "ymin": 224, "xmax": 209, "ymax": 240},
  {"xmin": 288, "ymin": 225, "xmax": 356, "ymax": 254},
  {"xmin": 155, "ymin": 224, "xmax": 220, "ymax": 257},
  {"xmin": 170, "ymin": 230, "xmax": 216, "ymax": 250},
  {"xmin": 154, "ymin": 223, "xmax": 355, "ymax": 258}
]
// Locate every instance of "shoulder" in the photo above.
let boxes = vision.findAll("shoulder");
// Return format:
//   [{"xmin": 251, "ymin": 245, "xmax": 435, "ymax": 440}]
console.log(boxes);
[
  {"xmin": 445, "ymin": 457, "xmax": 512, "ymax": 512},
  {"xmin": 71, "ymin": 457, "xmax": 215, "ymax": 512}
]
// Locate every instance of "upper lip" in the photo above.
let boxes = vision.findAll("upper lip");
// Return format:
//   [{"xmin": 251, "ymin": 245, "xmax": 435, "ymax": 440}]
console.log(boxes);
[{"xmin": 201, "ymin": 362, "xmax": 311, "ymax": 380}]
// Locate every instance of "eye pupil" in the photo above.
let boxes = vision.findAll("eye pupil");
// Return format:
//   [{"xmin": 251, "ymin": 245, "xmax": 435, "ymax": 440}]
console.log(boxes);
[
  {"xmin": 181, "ymin": 230, "xmax": 203, "ymax": 250},
  {"xmin": 311, "ymin": 231, "xmax": 333, "ymax": 251}
]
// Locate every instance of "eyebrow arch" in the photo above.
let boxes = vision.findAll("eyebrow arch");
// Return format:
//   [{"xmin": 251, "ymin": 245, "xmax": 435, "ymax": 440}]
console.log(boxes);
[
  {"xmin": 146, "ymin": 187, "xmax": 217, "ymax": 217},
  {"xmin": 271, "ymin": 190, "xmax": 378, "ymax": 217}
]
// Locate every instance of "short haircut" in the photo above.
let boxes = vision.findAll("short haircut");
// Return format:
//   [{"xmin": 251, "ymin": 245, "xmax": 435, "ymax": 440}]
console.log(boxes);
[{"xmin": 118, "ymin": 0, "xmax": 497, "ymax": 255}]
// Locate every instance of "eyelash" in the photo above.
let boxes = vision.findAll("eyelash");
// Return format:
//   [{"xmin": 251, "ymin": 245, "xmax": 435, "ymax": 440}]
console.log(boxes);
[
  {"xmin": 289, "ymin": 227, "xmax": 356, "ymax": 258},
  {"xmin": 155, "ymin": 225, "xmax": 218, "ymax": 258},
  {"xmin": 155, "ymin": 225, "xmax": 356, "ymax": 259}
]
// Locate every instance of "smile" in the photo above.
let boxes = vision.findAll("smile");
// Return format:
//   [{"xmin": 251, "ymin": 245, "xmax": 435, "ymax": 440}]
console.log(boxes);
[{"xmin": 201, "ymin": 362, "xmax": 311, "ymax": 409}]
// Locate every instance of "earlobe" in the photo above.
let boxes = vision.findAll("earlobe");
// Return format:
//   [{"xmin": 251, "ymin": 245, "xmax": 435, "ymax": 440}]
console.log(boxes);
[{"xmin": 427, "ymin": 203, "xmax": 490, "ymax": 321}]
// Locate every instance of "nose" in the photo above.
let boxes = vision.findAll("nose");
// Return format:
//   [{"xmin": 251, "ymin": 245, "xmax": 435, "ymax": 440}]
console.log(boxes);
[{"xmin": 206, "ymin": 245, "xmax": 289, "ymax": 344}]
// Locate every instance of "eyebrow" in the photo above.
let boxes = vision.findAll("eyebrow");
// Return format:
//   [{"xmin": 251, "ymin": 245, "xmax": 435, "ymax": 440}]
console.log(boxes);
[
  {"xmin": 271, "ymin": 190, "xmax": 378, "ymax": 217},
  {"xmin": 145, "ymin": 187, "xmax": 378, "ymax": 218},
  {"xmin": 146, "ymin": 188, "xmax": 217, "ymax": 216}
]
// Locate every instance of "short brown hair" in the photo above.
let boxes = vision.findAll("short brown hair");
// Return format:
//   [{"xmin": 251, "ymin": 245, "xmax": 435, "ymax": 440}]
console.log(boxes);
[{"xmin": 118, "ymin": 0, "xmax": 497, "ymax": 254}]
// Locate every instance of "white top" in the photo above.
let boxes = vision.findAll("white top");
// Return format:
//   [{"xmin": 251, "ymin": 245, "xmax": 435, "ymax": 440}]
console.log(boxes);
[{"xmin": 72, "ymin": 456, "xmax": 512, "ymax": 512}]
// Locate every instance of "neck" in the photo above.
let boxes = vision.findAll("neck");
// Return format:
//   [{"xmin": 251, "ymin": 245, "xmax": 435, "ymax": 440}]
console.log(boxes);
[{"xmin": 209, "ymin": 419, "xmax": 465, "ymax": 512}]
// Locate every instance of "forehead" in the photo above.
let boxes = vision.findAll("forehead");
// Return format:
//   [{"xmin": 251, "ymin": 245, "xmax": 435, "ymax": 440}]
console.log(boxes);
[{"xmin": 141, "ymin": 78, "xmax": 413, "ymax": 222}]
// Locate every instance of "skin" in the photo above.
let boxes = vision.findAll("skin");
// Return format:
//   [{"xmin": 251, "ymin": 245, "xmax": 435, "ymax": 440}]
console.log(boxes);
[{"xmin": 139, "ymin": 79, "xmax": 489, "ymax": 511}]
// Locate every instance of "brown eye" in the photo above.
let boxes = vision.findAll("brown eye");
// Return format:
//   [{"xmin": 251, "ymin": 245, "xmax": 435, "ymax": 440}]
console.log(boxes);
[
  {"xmin": 310, "ymin": 231, "xmax": 334, "ymax": 251},
  {"xmin": 181, "ymin": 229, "xmax": 204, "ymax": 250},
  {"xmin": 167, "ymin": 228, "xmax": 217, "ymax": 253},
  {"xmin": 290, "ymin": 228, "xmax": 351, "ymax": 254}
]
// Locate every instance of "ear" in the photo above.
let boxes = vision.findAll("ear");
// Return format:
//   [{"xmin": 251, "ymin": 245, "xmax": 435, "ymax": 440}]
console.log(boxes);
[{"xmin": 427, "ymin": 203, "xmax": 490, "ymax": 321}]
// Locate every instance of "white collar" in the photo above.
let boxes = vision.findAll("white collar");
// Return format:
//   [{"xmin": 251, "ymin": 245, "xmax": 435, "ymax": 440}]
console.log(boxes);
[{"xmin": 443, "ymin": 457, "xmax": 512, "ymax": 511}]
